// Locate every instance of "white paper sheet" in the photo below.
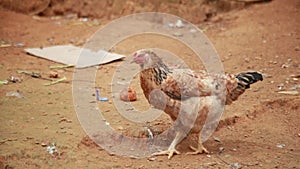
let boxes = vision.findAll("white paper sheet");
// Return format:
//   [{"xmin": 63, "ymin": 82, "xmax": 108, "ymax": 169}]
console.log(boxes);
[{"xmin": 24, "ymin": 45, "xmax": 125, "ymax": 68}]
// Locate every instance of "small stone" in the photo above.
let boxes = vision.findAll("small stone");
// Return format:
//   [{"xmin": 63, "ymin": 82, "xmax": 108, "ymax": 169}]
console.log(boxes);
[
  {"xmin": 41, "ymin": 142, "xmax": 47, "ymax": 147},
  {"xmin": 117, "ymin": 126, "xmax": 124, "ymax": 130},
  {"xmin": 49, "ymin": 71, "xmax": 59, "ymax": 78},
  {"xmin": 276, "ymin": 143, "xmax": 285, "ymax": 148},
  {"xmin": 175, "ymin": 20, "xmax": 184, "ymax": 28},
  {"xmin": 262, "ymin": 73, "xmax": 272, "ymax": 78},
  {"xmin": 148, "ymin": 157, "xmax": 156, "ymax": 161},
  {"xmin": 219, "ymin": 147, "xmax": 225, "ymax": 153},
  {"xmin": 213, "ymin": 136, "xmax": 221, "ymax": 142},
  {"xmin": 277, "ymin": 83, "xmax": 284, "ymax": 90},
  {"xmin": 289, "ymin": 84, "xmax": 300, "ymax": 90},
  {"xmin": 230, "ymin": 163, "xmax": 241, "ymax": 169},
  {"xmin": 173, "ymin": 32, "xmax": 183, "ymax": 37},
  {"xmin": 244, "ymin": 58, "xmax": 250, "ymax": 63},
  {"xmin": 281, "ymin": 63, "xmax": 290, "ymax": 68}
]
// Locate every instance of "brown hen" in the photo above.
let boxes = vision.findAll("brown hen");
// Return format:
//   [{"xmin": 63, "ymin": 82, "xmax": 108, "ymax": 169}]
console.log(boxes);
[{"xmin": 132, "ymin": 49, "xmax": 263, "ymax": 159}]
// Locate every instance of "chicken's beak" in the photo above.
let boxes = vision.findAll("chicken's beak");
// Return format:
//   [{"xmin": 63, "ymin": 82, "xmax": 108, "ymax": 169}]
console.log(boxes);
[
  {"xmin": 130, "ymin": 52, "xmax": 137, "ymax": 64},
  {"xmin": 130, "ymin": 58, "xmax": 136, "ymax": 64}
]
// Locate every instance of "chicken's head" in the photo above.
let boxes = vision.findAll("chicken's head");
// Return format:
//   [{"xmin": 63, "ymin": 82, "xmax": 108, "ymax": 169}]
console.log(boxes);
[
  {"xmin": 132, "ymin": 49, "xmax": 164, "ymax": 69},
  {"xmin": 132, "ymin": 50, "xmax": 150, "ymax": 64}
]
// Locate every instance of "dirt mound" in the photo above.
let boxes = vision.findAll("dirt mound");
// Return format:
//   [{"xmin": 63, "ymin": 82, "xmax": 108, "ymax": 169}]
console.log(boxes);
[{"xmin": 1, "ymin": 0, "xmax": 272, "ymax": 23}]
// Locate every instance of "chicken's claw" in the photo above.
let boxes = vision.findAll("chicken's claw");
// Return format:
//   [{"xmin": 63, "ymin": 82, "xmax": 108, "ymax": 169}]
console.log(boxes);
[
  {"xmin": 186, "ymin": 145, "xmax": 209, "ymax": 155},
  {"xmin": 152, "ymin": 148, "xmax": 180, "ymax": 159}
]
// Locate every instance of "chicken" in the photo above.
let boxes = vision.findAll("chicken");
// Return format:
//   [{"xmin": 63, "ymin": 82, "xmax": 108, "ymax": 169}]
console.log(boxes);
[{"xmin": 132, "ymin": 49, "xmax": 263, "ymax": 159}]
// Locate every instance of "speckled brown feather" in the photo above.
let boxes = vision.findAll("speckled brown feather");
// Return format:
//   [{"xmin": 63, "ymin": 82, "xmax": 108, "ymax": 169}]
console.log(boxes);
[{"xmin": 138, "ymin": 51, "xmax": 262, "ymax": 133}]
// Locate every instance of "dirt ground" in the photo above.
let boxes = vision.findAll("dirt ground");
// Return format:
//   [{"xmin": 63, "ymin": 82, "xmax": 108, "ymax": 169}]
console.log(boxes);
[{"xmin": 0, "ymin": 0, "xmax": 299, "ymax": 168}]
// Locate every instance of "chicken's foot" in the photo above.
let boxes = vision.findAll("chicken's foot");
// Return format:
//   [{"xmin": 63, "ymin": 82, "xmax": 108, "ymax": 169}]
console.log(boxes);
[
  {"xmin": 152, "ymin": 131, "xmax": 185, "ymax": 159},
  {"xmin": 186, "ymin": 139, "xmax": 209, "ymax": 155}
]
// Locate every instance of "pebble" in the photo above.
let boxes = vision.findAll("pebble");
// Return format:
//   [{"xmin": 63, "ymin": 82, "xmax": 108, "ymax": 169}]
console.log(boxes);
[
  {"xmin": 173, "ymin": 32, "xmax": 183, "ymax": 37},
  {"xmin": 277, "ymin": 83, "xmax": 284, "ymax": 90},
  {"xmin": 281, "ymin": 63, "xmax": 290, "ymax": 68},
  {"xmin": 289, "ymin": 84, "xmax": 300, "ymax": 90},
  {"xmin": 230, "ymin": 163, "xmax": 242, "ymax": 169},
  {"xmin": 262, "ymin": 73, "xmax": 272, "ymax": 78},
  {"xmin": 41, "ymin": 142, "xmax": 47, "ymax": 147},
  {"xmin": 219, "ymin": 147, "xmax": 225, "ymax": 153},
  {"xmin": 175, "ymin": 19, "xmax": 184, "ymax": 28},
  {"xmin": 213, "ymin": 136, "xmax": 221, "ymax": 142},
  {"xmin": 148, "ymin": 157, "xmax": 156, "ymax": 161},
  {"xmin": 276, "ymin": 143, "xmax": 285, "ymax": 148}
]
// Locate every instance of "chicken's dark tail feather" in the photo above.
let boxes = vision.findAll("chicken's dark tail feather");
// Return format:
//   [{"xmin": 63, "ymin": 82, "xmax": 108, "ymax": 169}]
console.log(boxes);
[
  {"xmin": 236, "ymin": 72, "xmax": 263, "ymax": 89},
  {"xmin": 227, "ymin": 72, "xmax": 263, "ymax": 104}
]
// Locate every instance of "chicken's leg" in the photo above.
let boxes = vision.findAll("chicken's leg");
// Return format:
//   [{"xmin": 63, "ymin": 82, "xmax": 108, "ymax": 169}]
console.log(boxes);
[
  {"xmin": 186, "ymin": 135, "xmax": 209, "ymax": 155},
  {"xmin": 152, "ymin": 130, "xmax": 185, "ymax": 159}
]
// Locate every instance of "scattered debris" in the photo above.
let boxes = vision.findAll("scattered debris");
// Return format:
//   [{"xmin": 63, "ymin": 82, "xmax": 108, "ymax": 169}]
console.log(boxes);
[
  {"xmin": 189, "ymin": 28, "xmax": 197, "ymax": 33},
  {"xmin": 202, "ymin": 162, "xmax": 217, "ymax": 167},
  {"xmin": 230, "ymin": 162, "xmax": 242, "ymax": 169},
  {"xmin": 49, "ymin": 71, "xmax": 59, "ymax": 78},
  {"xmin": 277, "ymin": 83, "xmax": 284, "ymax": 90},
  {"xmin": 276, "ymin": 143, "xmax": 286, "ymax": 148},
  {"xmin": 148, "ymin": 157, "xmax": 156, "ymax": 161},
  {"xmin": 281, "ymin": 59, "xmax": 292, "ymax": 68},
  {"xmin": 50, "ymin": 64, "xmax": 74, "ymax": 69},
  {"xmin": 41, "ymin": 142, "xmax": 47, "ymax": 147},
  {"xmin": 117, "ymin": 81, "xmax": 130, "ymax": 85},
  {"xmin": 9, "ymin": 76, "xmax": 22, "ymax": 83},
  {"xmin": 175, "ymin": 19, "xmax": 184, "ymax": 28},
  {"xmin": 44, "ymin": 77, "xmax": 67, "ymax": 86},
  {"xmin": 96, "ymin": 89, "xmax": 109, "ymax": 102},
  {"xmin": 46, "ymin": 142, "xmax": 61, "ymax": 158},
  {"xmin": 213, "ymin": 136, "xmax": 221, "ymax": 142},
  {"xmin": 15, "ymin": 43, "xmax": 25, "ymax": 47},
  {"xmin": 0, "ymin": 40, "xmax": 12, "ymax": 47},
  {"xmin": 166, "ymin": 23, "xmax": 175, "ymax": 28},
  {"xmin": 289, "ymin": 84, "xmax": 300, "ymax": 90},
  {"xmin": 172, "ymin": 32, "xmax": 183, "ymax": 37},
  {"xmin": 58, "ymin": 118, "xmax": 72, "ymax": 123},
  {"xmin": 0, "ymin": 80, "xmax": 8, "ymax": 85},
  {"xmin": 290, "ymin": 74, "xmax": 300, "ymax": 78},
  {"xmin": 262, "ymin": 73, "xmax": 272, "ymax": 78},
  {"xmin": 0, "ymin": 138, "xmax": 18, "ymax": 144},
  {"xmin": 219, "ymin": 147, "xmax": 225, "ymax": 154},
  {"xmin": 17, "ymin": 70, "xmax": 67, "ymax": 85},
  {"xmin": 278, "ymin": 91, "xmax": 299, "ymax": 95},
  {"xmin": 17, "ymin": 70, "xmax": 41, "ymax": 78},
  {"xmin": 6, "ymin": 90, "xmax": 24, "ymax": 98},
  {"xmin": 120, "ymin": 87, "xmax": 137, "ymax": 102},
  {"xmin": 146, "ymin": 128, "xmax": 154, "ymax": 140}
]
